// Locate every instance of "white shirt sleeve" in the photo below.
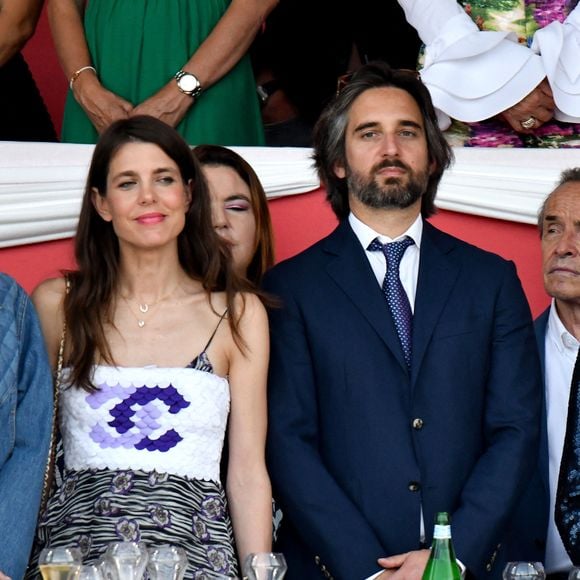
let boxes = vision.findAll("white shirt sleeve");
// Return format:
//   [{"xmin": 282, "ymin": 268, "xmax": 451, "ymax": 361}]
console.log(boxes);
[
  {"xmin": 532, "ymin": 4, "xmax": 580, "ymax": 122},
  {"xmin": 397, "ymin": 0, "xmax": 545, "ymax": 128}
]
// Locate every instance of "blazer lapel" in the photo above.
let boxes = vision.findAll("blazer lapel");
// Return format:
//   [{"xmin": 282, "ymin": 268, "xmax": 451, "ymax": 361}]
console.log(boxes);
[
  {"xmin": 535, "ymin": 309, "xmax": 550, "ymax": 493},
  {"xmin": 411, "ymin": 222, "xmax": 460, "ymax": 383},
  {"xmin": 324, "ymin": 221, "xmax": 409, "ymax": 372}
]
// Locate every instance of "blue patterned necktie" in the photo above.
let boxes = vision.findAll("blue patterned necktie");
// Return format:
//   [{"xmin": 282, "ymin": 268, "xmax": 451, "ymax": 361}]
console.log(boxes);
[
  {"xmin": 556, "ymin": 347, "xmax": 580, "ymax": 565},
  {"xmin": 368, "ymin": 236, "xmax": 415, "ymax": 368}
]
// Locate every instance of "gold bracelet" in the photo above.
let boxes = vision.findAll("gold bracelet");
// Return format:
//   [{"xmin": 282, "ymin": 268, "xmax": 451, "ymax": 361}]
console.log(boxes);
[{"xmin": 69, "ymin": 65, "xmax": 96, "ymax": 90}]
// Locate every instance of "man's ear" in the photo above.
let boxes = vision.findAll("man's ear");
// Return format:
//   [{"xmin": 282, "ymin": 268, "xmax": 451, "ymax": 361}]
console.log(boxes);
[
  {"xmin": 92, "ymin": 188, "xmax": 112, "ymax": 222},
  {"xmin": 429, "ymin": 159, "xmax": 437, "ymax": 176},
  {"xmin": 334, "ymin": 162, "xmax": 346, "ymax": 179}
]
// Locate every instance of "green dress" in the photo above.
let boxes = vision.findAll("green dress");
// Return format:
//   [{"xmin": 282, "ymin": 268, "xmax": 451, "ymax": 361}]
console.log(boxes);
[{"xmin": 62, "ymin": 0, "xmax": 265, "ymax": 146}]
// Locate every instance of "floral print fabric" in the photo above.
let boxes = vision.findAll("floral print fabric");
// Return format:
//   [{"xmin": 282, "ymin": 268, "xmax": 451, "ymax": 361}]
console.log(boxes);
[
  {"xmin": 27, "ymin": 468, "xmax": 238, "ymax": 579},
  {"xmin": 443, "ymin": 0, "xmax": 580, "ymax": 147}
]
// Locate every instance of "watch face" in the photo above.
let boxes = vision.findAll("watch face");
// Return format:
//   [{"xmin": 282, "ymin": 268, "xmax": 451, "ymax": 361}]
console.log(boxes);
[{"xmin": 179, "ymin": 74, "xmax": 199, "ymax": 93}]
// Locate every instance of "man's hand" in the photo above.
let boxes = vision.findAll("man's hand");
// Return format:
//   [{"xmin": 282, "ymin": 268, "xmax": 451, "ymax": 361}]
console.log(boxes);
[
  {"xmin": 377, "ymin": 548, "xmax": 431, "ymax": 580},
  {"xmin": 0, "ymin": 570, "xmax": 12, "ymax": 580},
  {"xmin": 500, "ymin": 78, "xmax": 555, "ymax": 133}
]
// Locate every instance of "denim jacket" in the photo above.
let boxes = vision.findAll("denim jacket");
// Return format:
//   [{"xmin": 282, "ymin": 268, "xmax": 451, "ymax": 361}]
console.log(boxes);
[{"xmin": 0, "ymin": 274, "xmax": 52, "ymax": 580}]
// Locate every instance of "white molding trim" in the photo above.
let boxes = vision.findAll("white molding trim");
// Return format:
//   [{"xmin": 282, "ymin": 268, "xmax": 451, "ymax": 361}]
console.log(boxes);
[{"xmin": 0, "ymin": 143, "xmax": 577, "ymax": 248}]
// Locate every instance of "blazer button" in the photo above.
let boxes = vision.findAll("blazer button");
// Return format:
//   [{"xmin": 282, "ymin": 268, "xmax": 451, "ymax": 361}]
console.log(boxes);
[
  {"xmin": 408, "ymin": 481, "xmax": 421, "ymax": 492},
  {"xmin": 314, "ymin": 555, "xmax": 321, "ymax": 566},
  {"xmin": 412, "ymin": 418, "xmax": 424, "ymax": 429},
  {"xmin": 486, "ymin": 563, "xmax": 492, "ymax": 572}
]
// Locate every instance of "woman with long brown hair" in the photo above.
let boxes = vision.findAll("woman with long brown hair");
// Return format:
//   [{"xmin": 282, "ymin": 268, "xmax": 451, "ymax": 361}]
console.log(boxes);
[{"xmin": 28, "ymin": 116, "xmax": 272, "ymax": 578}]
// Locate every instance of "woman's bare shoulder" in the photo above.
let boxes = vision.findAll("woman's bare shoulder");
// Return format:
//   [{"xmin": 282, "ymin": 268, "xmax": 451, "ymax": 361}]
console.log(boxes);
[
  {"xmin": 234, "ymin": 291, "xmax": 268, "ymax": 332},
  {"xmin": 31, "ymin": 276, "xmax": 67, "ymax": 310},
  {"xmin": 236, "ymin": 291, "xmax": 266, "ymax": 313},
  {"xmin": 30, "ymin": 277, "xmax": 68, "ymax": 365}
]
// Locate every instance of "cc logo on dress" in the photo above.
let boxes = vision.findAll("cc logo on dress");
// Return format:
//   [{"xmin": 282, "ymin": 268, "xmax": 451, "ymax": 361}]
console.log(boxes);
[{"xmin": 88, "ymin": 383, "xmax": 191, "ymax": 452}]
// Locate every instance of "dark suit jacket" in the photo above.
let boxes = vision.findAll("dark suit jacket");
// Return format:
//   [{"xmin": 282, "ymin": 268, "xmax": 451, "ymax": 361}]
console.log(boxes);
[
  {"xmin": 503, "ymin": 309, "xmax": 550, "ymax": 563},
  {"xmin": 265, "ymin": 220, "xmax": 542, "ymax": 580}
]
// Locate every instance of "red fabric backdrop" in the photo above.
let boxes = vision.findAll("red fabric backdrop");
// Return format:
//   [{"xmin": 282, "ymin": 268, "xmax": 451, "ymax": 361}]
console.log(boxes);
[{"xmin": 0, "ymin": 188, "xmax": 548, "ymax": 317}]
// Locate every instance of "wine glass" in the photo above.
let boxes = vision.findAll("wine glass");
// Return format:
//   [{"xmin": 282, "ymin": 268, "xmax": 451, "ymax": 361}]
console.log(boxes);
[
  {"xmin": 38, "ymin": 547, "xmax": 83, "ymax": 580},
  {"xmin": 243, "ymin": 553, "xmax": 287, "ymax": 580},
  {"xmin": 502, "ymin": 562, "xmax": 546, "ymax": 580},
  {"xmin": 192, "ymin": 572, "xmax": 239, "ymax": 579},
  {"xmin": 103, "ymin": 541, "xmax": 148, "ymax": 580},
  {"xmin": 96, "ymin": 555, "xmax": 115, "ymax": 580},
  {"xmin": 77, "ymin": 564, "xmax": 105, "ymax": 580},
  {"xmin": 147, "ymin": 545, "xmax": 188, "ymax": 580}
]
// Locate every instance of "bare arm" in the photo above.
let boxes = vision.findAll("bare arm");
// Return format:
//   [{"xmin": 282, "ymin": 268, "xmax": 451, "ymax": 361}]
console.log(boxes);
[
  {"xmin": 132, "ymin": 0, "xmax": 278, "ymax": 127},
  {"xmin": 0, "ymin": 0, "xmax": 44, "ymax": 66},
  {"xmin": 225, "ymin": 293, "xmax": 272, "ymax": 566},
  {"xmin": 31, "ymin": 277, "xmax": 67, "ymax": 369},
  {"xmin": 47, "ymin": 0, "xmax": 133, "ymax": 133},
  {"xmin": 183, "ymin": 0, "xmax": 277, "ymax": 89}
]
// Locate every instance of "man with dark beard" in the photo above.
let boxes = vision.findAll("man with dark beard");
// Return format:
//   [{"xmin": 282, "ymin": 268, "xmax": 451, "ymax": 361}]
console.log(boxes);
[{"xmin": 264, "ymin": 62, "xmax": 542, "ymax": 580}]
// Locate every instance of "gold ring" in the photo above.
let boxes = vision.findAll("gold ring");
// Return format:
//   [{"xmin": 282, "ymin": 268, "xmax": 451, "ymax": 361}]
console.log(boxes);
[{"xmin": 520, "ymin": 116, "xmax": 537, "ymax": 130}]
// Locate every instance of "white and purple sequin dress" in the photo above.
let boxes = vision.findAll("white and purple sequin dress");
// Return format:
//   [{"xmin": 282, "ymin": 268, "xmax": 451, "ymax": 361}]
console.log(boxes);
[{"xmin": 28, "ymin": 358, "xmax": 238, "ymax": 580}]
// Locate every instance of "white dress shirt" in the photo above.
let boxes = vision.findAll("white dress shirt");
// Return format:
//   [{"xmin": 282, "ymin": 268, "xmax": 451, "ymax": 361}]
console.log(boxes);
[
  {"xmin": 348, "ymin": 212, "xmax": 422, "ymax": 312},
  {"xmin": 544, "ymin": 301, "xmax": 579, "ymax": 574}
]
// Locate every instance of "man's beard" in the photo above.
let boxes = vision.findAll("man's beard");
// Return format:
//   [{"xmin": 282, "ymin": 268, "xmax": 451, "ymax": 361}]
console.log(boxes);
[{"xmin": 347, "ymin": 159, "xmax": 429, "ymax": 210}]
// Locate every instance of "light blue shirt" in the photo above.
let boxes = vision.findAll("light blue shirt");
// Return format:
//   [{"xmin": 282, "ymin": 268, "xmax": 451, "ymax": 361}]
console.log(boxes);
[{"xmin": 0, "ymin": 273, "xmax": 53, "ymax": 579}]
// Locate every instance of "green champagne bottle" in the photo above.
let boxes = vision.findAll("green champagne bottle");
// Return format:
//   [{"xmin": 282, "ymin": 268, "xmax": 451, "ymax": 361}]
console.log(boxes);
[{"xmin": 422, "ymin": 512, "xmax": 462, "ymax": 580}]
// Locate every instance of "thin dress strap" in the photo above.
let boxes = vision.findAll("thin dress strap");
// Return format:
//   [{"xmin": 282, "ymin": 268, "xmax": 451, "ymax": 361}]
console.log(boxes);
[
  {"xmin": 202, "ymin": 308, "xmax": 229, "ymax": 353},
  {"xmin": 186, "ymin": 309, "xmax": 229, "ymax": 372}
]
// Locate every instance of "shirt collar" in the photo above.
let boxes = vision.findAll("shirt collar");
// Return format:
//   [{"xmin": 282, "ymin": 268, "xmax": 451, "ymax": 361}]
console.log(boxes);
[
  {"xmin": 548, "ymin": 300, "xmax": 580, "ymax": 354},
  {"xmin": 348, "ymin": 211, "xmax": 423, "ymax": 251}
]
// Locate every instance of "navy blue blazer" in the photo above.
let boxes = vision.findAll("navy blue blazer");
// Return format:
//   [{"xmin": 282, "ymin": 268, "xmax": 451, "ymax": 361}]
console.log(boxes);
[
  {"xmin": 503, "ymin": 309, "xmax": 550, "ymax": 563},
  {"xmin": 265, "ymin": 220, "xmax": 542, "ymax": 580}
]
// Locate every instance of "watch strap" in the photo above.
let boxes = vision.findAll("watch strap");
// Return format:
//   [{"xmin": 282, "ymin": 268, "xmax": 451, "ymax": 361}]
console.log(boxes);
[{"xmin": 175, "ymin": 70, "xmax": 202, "ymax": 99}]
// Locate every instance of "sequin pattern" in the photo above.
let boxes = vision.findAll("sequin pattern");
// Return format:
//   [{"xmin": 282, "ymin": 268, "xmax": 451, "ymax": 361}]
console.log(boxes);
[
  {"xmin": 88, "ymin": 383, "xmax": 191, "ymax": 452},
  {"xmin": 59, "ymin": 366, "xmax": 229, "ymax": 481}
]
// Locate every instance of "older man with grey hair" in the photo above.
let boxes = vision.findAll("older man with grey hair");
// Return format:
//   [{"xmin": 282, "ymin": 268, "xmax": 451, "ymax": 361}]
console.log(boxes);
[{"xmin": 507, "ymin": 168, "xmax": 580, "ymax": 580}]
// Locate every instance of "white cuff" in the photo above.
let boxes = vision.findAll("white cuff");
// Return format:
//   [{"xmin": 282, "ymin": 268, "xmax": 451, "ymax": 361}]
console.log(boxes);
[
  {"xmin": 397, "ymin": 0, "xmax": 546, "ymax": 125},
  {"xmin": 532, "ymin": 5, "xmax": 580, "ymax": 122}
]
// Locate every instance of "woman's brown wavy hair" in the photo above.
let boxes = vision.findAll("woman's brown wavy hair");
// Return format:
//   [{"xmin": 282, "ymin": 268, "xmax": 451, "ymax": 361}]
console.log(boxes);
[{"xmin": 65, "ymin": 116, "xmax": 250, "ymax": 391}]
